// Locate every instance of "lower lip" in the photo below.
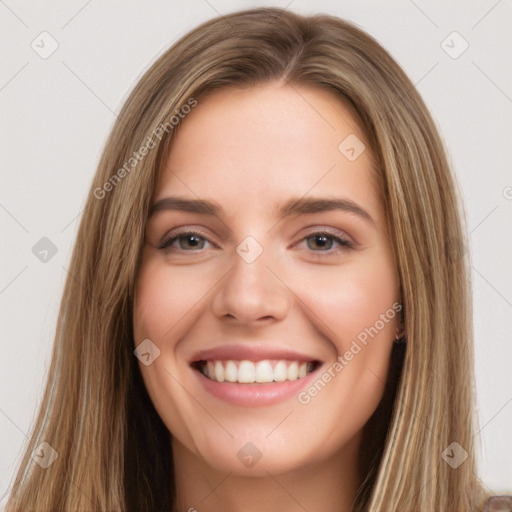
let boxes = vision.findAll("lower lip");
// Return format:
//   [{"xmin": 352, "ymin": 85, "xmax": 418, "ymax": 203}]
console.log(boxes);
[{"xmin": 192, "ymin": 365, "xmax": 321, "ymax": 407}]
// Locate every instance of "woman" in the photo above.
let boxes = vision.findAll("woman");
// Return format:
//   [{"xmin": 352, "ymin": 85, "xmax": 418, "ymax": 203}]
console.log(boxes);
[{"xmin": 5, "ymin": 7, "xmax": 489, "ymax": 512}]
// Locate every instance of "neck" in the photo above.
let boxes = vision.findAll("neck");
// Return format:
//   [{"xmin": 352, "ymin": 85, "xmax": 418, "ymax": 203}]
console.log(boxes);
[{"xmin": 171, "ymin": 434, "xmax": 362, "ymax": 512}]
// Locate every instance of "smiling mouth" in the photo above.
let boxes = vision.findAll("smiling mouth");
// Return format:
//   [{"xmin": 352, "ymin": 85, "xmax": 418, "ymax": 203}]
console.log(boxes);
[{"xmin": 192, "ymin": 359, "xmax": 320, "ymax": 384}]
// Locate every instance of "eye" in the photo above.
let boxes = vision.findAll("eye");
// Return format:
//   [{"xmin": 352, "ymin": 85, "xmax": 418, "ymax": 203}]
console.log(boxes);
[
  {"xmin": 158, "ymin": 230, "xmax": 213, "ymax": 252},
  {"xmin": 157, "ymin": 229, "xmax": 353, "ymax": 255},
  {"xmin": 301, "ymin": 231, "xmax": 354, "ymax": 254}
]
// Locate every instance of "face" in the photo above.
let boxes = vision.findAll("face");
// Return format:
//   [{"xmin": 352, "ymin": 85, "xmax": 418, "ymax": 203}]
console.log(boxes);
[{"xmin": 133, "ymin": 82, "xmax": 401, "ymax": 477}]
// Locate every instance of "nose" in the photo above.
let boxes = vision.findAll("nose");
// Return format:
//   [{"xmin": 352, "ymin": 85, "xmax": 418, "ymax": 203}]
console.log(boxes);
[{"xmin": 211, "ymin": 244, "xmax": 291, "ymax": 325}]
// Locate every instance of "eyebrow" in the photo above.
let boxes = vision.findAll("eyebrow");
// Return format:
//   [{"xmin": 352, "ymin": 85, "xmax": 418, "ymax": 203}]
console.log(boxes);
[{"xmin": 149, "ymin": 195, "xmax": 376, "ymax": 227}]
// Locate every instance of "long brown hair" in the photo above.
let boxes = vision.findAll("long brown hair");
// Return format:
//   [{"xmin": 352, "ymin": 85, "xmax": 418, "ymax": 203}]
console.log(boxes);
[{"xmin": 5, "ymin": 7, "xmax": 484, "ymax": 511}]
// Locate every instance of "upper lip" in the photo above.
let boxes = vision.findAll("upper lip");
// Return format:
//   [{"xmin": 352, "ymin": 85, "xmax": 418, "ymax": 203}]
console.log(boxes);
[{"xmin": 189, "ymin": 344, "xmax": 321, "ymax": 364}]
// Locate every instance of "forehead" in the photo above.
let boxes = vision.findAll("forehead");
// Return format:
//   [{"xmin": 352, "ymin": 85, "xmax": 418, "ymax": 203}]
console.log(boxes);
[{"xmin": 155, "ymin": 82, "xmax": 383, "ymax": 225}]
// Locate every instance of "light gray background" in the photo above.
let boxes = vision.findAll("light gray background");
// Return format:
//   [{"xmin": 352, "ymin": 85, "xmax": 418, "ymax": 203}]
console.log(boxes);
[{"xmin": 1, "ymin": 0, "xmax": 511, "ymax": 505}]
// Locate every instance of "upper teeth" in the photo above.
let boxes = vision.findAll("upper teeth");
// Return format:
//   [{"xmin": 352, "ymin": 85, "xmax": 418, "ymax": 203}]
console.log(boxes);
[{"xmin": 200, "ymin": 360, "xmax": 314, "ymax": 383}]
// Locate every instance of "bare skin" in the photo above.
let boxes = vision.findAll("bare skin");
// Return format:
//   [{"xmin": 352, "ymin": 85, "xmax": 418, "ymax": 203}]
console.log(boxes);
[{"xmin": 133, "ymin": 81, "xmax": 400, "ymax": 512}]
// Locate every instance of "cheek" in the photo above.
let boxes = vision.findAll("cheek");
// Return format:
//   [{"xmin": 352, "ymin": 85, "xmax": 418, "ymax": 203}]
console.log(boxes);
[
  {"xmin": 289, "ymin": 249, "xmax": 399, "ymax": 424},
  {"xmin": 132, "ymin": 255, "xmax": 215, "ymax": 445},
  {"xmin": 133, "ymin": 255, "xmax": 213, "ymax": 344},
  {"xmin": 292, "ymin": 251, "xmax": 398, "ymax": 347},
  {"xmin": 133, "ymin": 271, "xmax": 174, "ymax": 345},
  {"xmin": 293, "ymin": 252, "xmax": 398, "ymax": 425}
]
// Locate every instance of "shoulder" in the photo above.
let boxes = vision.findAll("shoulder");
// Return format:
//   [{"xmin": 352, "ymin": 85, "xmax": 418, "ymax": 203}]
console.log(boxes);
[{"xmin": 482, "ymin": 495, "xmax": 512, "ymax": 511}]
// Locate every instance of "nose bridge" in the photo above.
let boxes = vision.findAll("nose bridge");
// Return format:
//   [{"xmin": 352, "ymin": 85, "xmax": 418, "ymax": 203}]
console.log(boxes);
[{"xmin": 211, "ymin": 235, "xmax": 289, "ymax": 323}]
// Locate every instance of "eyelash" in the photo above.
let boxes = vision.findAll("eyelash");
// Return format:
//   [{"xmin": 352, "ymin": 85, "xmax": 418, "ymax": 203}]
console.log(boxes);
[{"xmin": 157, "ymin": 229, "xmax": 354, "ymax": 255}]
